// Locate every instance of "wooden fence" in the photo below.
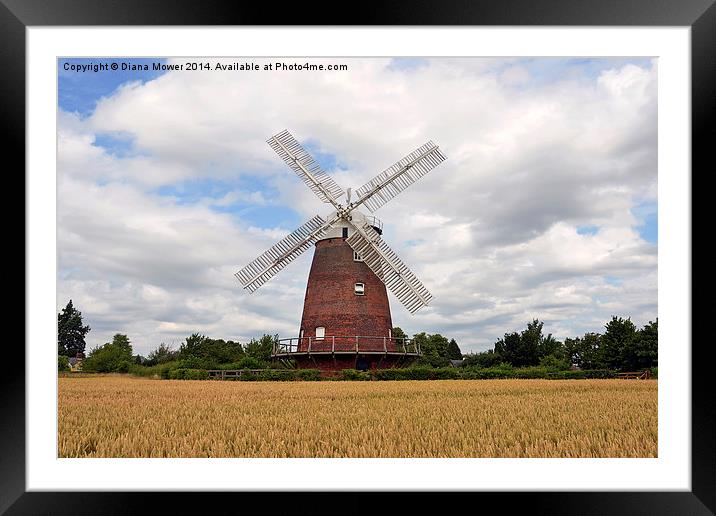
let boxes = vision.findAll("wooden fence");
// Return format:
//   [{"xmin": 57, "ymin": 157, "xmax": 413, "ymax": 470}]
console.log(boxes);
[{"xmin": 615, "ymin": 370, "xmax": 652, "ymax": 380}]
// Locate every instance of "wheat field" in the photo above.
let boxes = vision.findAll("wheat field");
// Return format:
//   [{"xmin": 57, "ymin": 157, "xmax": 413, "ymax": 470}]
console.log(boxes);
[{"xmin": 58, "ymin": 376, "xmax": 657, "ymax": 458}]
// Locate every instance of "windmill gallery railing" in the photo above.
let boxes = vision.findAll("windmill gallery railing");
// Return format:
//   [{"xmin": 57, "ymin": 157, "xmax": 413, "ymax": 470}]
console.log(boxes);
[{"xmin": 273, "ymin": 336, "xmax": 420, "ymax": 356}]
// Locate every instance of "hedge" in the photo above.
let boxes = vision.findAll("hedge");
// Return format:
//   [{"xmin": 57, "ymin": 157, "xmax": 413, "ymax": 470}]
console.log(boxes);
[
  {"xmin": 129, "ymin": 361, "xmax": 178, "ymax": 379},
  {"xmin": 229, "ymin": 369, "xmax": 321, "ymax": 381},
  {"xmin": 168, "ymin": 368, "xmax": 209, "ymax": 380},
  {"xmin": 340, "ymin": 369, "xmax": 371, "ymax": 381},
  {"xmin": 340, "ymin": 367, "xmax": 618, "ymax": 381},
  {"xmin": 131, "ymin": 364, "xmax": 618, "ymax": 381}
]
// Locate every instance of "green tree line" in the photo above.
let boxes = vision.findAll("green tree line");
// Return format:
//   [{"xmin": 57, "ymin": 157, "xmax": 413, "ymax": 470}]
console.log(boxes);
[
  {"xmin": 462, "ymin": 316, "xmax": 658, "ymax": 372},
  {"xmin": 79, "ymin": 332, "xmax": 279, "ymax": 373}
]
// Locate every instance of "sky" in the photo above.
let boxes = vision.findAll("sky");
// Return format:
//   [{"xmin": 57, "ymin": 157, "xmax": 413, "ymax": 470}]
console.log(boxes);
[{"xmin": 57, "ymin": 56, "xmax": 658, "ymax": 356}]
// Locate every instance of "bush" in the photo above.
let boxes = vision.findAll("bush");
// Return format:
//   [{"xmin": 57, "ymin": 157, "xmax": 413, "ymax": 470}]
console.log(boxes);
[
  {"xmin": 168, "ymin": 368, "xmax": 209, "ymax": 380},
  {"xmin": 650, "ymin": 367, "xmax": 658, "ymax": 379},
  {"xmin": 234, "ymin": 369, "xmax": 321, "ymax": 381},
  {"xmin": 462, "ymin": 350, "xmax": 505, "ymax": 368},
  {"xmin": 174, "ymin": 357, "xmax": 219, "ymax": 370},
  {"xmin": 513, "ymin": 366, "xmax": 552, "ymax": 379},
  {"xmin": 216, "ymin": 356, "xmax": 265, "ymax": 370},
  {"xmin": 129, "ymin": 361, "xmax": 178, "ymax": 379},
  {"xmin": 293, "ymin": 369, "xmax": 322, "ymax": 381},
  {"xmin": 429, "ymin": 368, "xmax": 462, "ymax": 380},
  {"xmin": 58, "ymin": 355, "xmax": 70, "ymax": 372},
  {"xmin": 341, "ymin": 369, "xmax": 371, "ymax": 381},
  {"xmin": 82, "ymin": 334, "xmax": 133, "ymax": 373},
  {"xmin": 545, "ymin": 369, "xmax": 616, "ymax": 379},
  {"xmin": 371, "ymin": 367, "xmax": 461, "ymax": 380},
  {"xmin": 538, "ymin": 354, "xmax": 571, "ymax": 371},
  {"xmin": 461, "ymin": 367, "xmax": 513, "ymax": 379}
]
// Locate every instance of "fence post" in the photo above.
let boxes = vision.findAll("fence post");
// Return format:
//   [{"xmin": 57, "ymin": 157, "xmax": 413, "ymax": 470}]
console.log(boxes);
[
  {"xmin": 308, "ymin": 337, "xmax": 312, "ymax": 354},
  {"xmin": 332, "ymin": 335, "xmax": 335, "ymax": 354},
  {"xmin": 383, "ymin": 337, "xmax": 387, "ymax": 353},
  {"xmin": 356, "ymin": 336, "xmax": 359, "ymax": 352}
]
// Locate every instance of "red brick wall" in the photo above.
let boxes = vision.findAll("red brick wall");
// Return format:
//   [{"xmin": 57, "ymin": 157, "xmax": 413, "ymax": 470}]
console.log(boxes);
[{"xmin": 298, "ymin": 237, "xmax": 396, "ymax": 352}]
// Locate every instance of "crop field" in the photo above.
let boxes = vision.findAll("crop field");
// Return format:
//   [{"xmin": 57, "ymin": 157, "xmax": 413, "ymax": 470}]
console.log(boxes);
[{"xmin": 58, "ymin": 376, "xmax": 657, "ymax": 458}]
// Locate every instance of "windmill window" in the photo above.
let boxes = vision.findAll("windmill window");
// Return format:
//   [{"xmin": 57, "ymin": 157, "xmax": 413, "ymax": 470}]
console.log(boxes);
[
  {"xmin": 355, "ymin": 283, "xmax": 365, "ymax": 295},
  {"xmin": 315, "ymin": 327, "xmax": 325, "ymax": 340},
  {"xmin": 342, "ymin": 227, "xmax": 348, "ymax": 238},
  {"xmin": 353, "ymin": 251, "xmax": 363, "ymax": 262}
]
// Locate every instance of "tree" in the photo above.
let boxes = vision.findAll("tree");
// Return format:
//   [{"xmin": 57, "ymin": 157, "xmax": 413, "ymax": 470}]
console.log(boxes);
[
  {"xmin": 600, "ymin": 316, "xmax": 637, "ymax": 371},
  {"xmin": 623, "ymin": 319, "xmax": 658, "ymax": 370},
  {"xmin": 491, "ymin": 320, "xmax": 564, "ymax": 367},
  {"xmin": 462, "ymin": 349, "xmax": 504, "ymax": 368},
  {"xmin": 146, "ymin": 342, "xmax": 179, "ymax": 365},
  {"xmin": 519, "ymin": 319, "xmax": 543, "ymax": 365},
  {"xmin": 178, "ymin": 333, "xmax": 246, "ymax": 366},
  {"xmin": 538, "ymin": 333, "xmax": 565, "ymax": 360},
  {"xmin": 538, "ymin": 354, "xmax": 571, "ymax": 371},
  {"xmin": 412, "ymin": 332, "xmax": 451, "ymax": 367},
  {"xmin": 446, "ymin": 339, "xmax": 462, "ymax": 360},
  {"xmin": 494, "ymin": 324, "xmax": 543, "ymax": 367},
  {"xmin": 82, "ymin": 333, "xmax": 134, "ymax": 373},
  {"xmin": 494, "ymin": 332, "xmax": 522, "ymax": 365},
  {"xmin": 57, "ymin": 300, "xmax": 91, "ymax": 357},
  {"xmin": 58, "ymin": 355, "xmax": 70, "ymax": 372},
  {"xmin": 392, "ymin": 327, "xmax": 408, "ymax": 342},
  {"xmin": 244, "ymin": 334, "xmax": 276, "ymax": 362},
  {"xmin": 564, "ymin": 333, "xmax": 603, "ymax": 369}
]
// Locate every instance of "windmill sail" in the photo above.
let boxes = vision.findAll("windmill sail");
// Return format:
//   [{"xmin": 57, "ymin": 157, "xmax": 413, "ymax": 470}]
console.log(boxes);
[
  {"xmin": 267, "ymin": 130, "xmax": 345, "ymax": 206},
  {"xmin": 354, "ymin": 141, "xmax": 446, "ymax": 213},
  {"xmin": 236, "ymin": 215, "xmax": 332, "ymax": 292},
  {"xmin": 346, "ymin": 222, "xmax": 433, "ymax": 313}
]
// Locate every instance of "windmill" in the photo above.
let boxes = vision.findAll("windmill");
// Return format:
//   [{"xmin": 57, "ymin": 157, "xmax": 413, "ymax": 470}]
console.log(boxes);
[{"xmin": 236, "ymin": 130, "xmax": 447, "ymax": 372}]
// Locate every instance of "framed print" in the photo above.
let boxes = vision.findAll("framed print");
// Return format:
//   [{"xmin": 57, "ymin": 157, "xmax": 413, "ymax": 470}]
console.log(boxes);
[{"xmin": 8, "ymin": 0, "xmax": 713, "ymax": 513}]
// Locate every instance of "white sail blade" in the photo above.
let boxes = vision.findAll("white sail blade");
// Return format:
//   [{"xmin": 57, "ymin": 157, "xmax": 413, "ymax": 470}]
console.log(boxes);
[
  {"xmin": 267, "ymin": 130, "xmax": 345, "ymax": 206},
  {"xmin": 346, "ymin": 222, "xmax": 432, "ymax": 313},
  {"xmin": 236, "ymin": 215, "xmax": 332, "ymax": 292},
  {"xmin": 354, "ymin": 141, "xmax": 446, "ymax": 213}
]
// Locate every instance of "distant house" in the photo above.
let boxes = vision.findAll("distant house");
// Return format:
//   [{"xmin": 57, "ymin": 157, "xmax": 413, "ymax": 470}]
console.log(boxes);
[
  {"xmin": 68, "ymin": 353, "xmax": 84, "ymax": 372},
  {"xmin": 449, "ymin": 359, "xmax": 465, "ymax": 368}
]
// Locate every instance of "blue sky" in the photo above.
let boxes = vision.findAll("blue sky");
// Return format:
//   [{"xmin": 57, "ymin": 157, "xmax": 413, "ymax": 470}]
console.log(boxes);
[
  {"xmin": 57, "ymin": 57, "xmax": 658, "ymax": 355},
  {"xmin": 59, "ymin": 58, "xmax": 167, "ymax": 117}
]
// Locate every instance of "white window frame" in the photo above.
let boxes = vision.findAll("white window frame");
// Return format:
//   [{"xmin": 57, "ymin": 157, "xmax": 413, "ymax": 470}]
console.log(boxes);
[
  {"xmin": 315, "ymin": 326, "xmax": 325, "ymax": 340},
  {"xmin": 355, "ymin": 282, "xmax": 365, "ymax": 295},
  {"xmin": 353, "ymin": 251, "xmax": 363, "ymax": 262}
]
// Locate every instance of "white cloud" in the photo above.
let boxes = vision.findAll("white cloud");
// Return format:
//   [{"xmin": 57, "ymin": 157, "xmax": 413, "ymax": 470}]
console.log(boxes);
[{"xmin": 57, "ymin": 57, "xmax": 657, "ymax": 355}]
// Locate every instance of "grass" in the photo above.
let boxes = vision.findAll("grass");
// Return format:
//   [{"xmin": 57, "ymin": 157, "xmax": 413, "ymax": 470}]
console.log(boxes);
[{"xmin": 58, "ymin": 376, "xmax": 657, "ymax": 458}]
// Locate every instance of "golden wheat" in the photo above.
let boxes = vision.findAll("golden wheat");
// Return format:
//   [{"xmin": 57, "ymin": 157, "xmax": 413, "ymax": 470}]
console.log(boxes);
[{"xmin": 58, "ymin": 376, "xmax": 657, "ymax": 458}]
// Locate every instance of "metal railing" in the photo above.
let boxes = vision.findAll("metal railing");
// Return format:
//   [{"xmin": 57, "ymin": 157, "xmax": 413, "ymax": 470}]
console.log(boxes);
[
  {"xmin": 273, "ymin": 335, "xmax": 420, "ymax": 355},
  {"xmin": 365, "ymin": 215, "xmax": 383, "ymax": 232}
]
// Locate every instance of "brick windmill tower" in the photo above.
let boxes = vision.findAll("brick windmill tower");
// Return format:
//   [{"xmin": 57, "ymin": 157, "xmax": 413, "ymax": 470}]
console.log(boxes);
[{"xmin": 236, "ymin": 130, "xmax": 447, "ymax": 373}]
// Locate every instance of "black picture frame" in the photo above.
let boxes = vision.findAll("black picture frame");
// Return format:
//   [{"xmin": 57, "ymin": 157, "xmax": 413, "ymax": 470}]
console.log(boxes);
[{"xmin": 6, "ymin": 0, "xmax": 711, "ymax": 513}]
